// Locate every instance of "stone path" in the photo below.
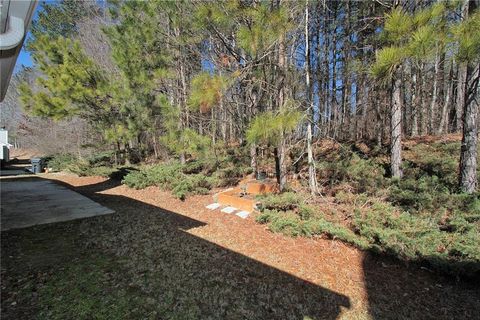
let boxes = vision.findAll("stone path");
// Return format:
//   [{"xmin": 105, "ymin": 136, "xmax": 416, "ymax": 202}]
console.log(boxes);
[{"xmin": 206, "ymin": 203, "xmax": 250, "ymax": 219}]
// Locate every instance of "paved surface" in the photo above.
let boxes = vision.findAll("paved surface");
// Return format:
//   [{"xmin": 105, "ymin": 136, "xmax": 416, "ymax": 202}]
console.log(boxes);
[{"xmin": 1, "ymin": 178, "xmax": 114, "ymax": 231}]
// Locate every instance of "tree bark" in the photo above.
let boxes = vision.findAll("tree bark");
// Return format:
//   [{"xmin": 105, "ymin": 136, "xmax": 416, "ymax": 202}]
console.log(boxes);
[
  {"xmin": 429, "ymin": 50, "xmax": 440, "ymax": 134},
  {"xmin": 438, "ymin": 62, "xmax": 452, "ymax": 134},
  {"xmin": 276, "ymin": 0, "xmax": 287, "ymax": 192},
  {"xmin": 250, "ymin": 143, "xmax": 257, "ymax": 178},
  {"xmin": 459, "ymin": 66, "xmax": 479, "ymax": 193},
  {"xmin": 455, "ymin": 0, "xmax": 470, "ymax": 132},
  {"xmin": 456, "ymin": 63, "xmax": 468, "ymax": 132},
  {"xmin": 411, "ymin": 69, "xmax": 419, "ymax": 136},
  {"xmin": 391, "ymin": 74, "xmax": 403, "ymax": 178},
  {"xmin": 305, "ymin": 0, "xmax": 318, "ymax": 195}
]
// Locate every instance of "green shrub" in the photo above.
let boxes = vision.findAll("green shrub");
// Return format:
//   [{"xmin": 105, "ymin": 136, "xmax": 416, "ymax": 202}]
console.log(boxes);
[
  {"xmin": 47, "ymin": 152, "xmax": 118, "ymax": 177},
  {"xmin": 255, "ymin": 209, "xmax": 277, "ymax": 224},
  {"xmin": 298, "ymin": 204, "xmax": 315, "ymax": 220},
  {"xmin": 86, "ymin": 151, "xmax": 116, "ymax": 167},
  {"xmin": 171, "ymin": 174, "xmax": 214, "ymax": 200},
  {"xmin": 121, "ymin": 170, "xmax": 151, "ymax": 189},
  {"xmin": 256, "ymin": 192, "xmax": 302, "ymax": 211},
  {"xmin": 182, "ymin": 160, "xmax": 206, "ymax": 174},
  {"xmin": 303, "ymin": 218, "xmax": 370, "ymax": 249},
  {"xmin": 389, "ymin": 176, "xmax": 480, "ymax": 215},
  {"xmin": 258, "ymin": 191, "xmax": 480, "ymax": 277},
  {"xmin": 47, "ymin": 153, "xmax": 76, "ymax": 171},
  {"xmin": 268, "ymin": 211, "xmax": 304, "ymax": 237},
  {"xmin": 256, "ymin": 193, "xmax": 368, "ymax": 245},
  {"xmin": 406, "ymin": 142, "xmax": 460, "ymax": 190},
  {"xmin": 122, "ymin": 161, "xmax": 217, "ymax": 200},
  {"xmin": 317, "ymin": 151, "xmax": 386, "ymax": 195},
  {"xmin": 353, "ymin": 200, "xmax": 480, "ymax": 277},
  {"xmin": 389, "ymin": 176, "xmax": 448, "ymax": 212},
  {"xmin": 212, "ymin": 165, "xmax": 253, "ymax": 187}
]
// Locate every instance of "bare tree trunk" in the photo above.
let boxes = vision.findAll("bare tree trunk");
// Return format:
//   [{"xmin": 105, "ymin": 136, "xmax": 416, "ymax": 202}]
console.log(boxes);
[
  {"xmin": 459, "ymin": 65, "xmax": 479, "ymax": 193},
  {"xmin": 250, "ymin": 144, "xmax": 257, "ymax": 178},
  {"xmin": 403, "ymin": 62, "xmax": 412, "ymax": 137},
  {"xmin": 278, "ymin": 34, "xmax": 287, "ymax": 191},
  {"xmin": 438, "ymin": 63, "xmax": 452, "ymax": 134},
  {"xmin": 411, "ymin": 69, "xmax": 419, "ymax": 136},
  {"xmin": 419, "ymin": 63, "xmax": 428, "ymax": 136},
  {"xmin": 429, "ymin": 50, "xmax": 440, "ymax": 134},
  {"xmin": 276, "ymin": 0, "xmax": 288, "ymax": 192},
  {"xmin": 455, "ymin": 0, "xmax": 470, "ymax": 132},
  {"xmin": 305, "ymin": 0, "xmax": 318, "ymax": 195},
  {"xmin": 456, "ymin": 63, "xmax": 468, "ymax": 132},
  {"xmin": 391, "ymin": 75, "xmax": 403, "ymax": 178}
]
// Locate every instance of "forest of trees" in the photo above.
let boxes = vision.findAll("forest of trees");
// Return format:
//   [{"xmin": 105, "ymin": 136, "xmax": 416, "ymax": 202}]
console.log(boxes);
[{"xmin": 2, "ymin": 0, "xmax": 479, "ymax": 194}]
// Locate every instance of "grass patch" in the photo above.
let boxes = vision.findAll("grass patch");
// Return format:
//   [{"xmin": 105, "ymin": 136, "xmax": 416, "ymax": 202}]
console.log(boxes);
[{"xmin": 37, "ymin": 256, "xmax": 151, "ymax": 320}]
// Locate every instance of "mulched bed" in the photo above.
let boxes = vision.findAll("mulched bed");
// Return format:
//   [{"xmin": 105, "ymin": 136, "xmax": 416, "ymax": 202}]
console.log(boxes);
[{"xmin": 1, "ymin": 173, "xmax": 479, "ymax": 319}]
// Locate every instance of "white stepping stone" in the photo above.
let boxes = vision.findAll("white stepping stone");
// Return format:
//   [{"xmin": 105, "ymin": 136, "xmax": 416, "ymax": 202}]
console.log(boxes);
[
  {"xmin": 236, "ymin": 211, "xmax": 250, "ymax": 219},
  {"xmin": 206, "ymin": 203, "xmax": 221, "ymax": 210},
  {"xmin": 221, "ymin": 206, "xmax": 237, "ymax": 214}
]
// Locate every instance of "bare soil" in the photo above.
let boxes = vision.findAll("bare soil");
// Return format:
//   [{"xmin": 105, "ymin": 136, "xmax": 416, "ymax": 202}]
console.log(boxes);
[{"xmin": 1, "ymin": 172, "xmax": 479, "ymax": 319}]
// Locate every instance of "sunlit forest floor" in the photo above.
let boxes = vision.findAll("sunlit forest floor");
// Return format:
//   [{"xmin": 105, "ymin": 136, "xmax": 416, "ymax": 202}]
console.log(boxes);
[{"xmin": 1, "ymin": 161, "xmax": 479, "ymax": 319}]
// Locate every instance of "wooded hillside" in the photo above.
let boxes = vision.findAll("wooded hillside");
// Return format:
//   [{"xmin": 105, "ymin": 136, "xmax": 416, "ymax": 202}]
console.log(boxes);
[{"xmin": 1, "ymin": 0, "xmax": 479, "ymax": 193}]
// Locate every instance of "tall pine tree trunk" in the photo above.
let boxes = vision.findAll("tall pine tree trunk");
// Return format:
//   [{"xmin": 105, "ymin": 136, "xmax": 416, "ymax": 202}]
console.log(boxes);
[
  {"xmin": 455, "ymin": 0, "xmax": 470, "ymax": 132},
  {"xmin": 278, "ymin": 34, "xmax": 287, "ymax": 191},
  {"xmin": 391, "ymin": 75, "xmax": 403, "ymax": 178},
  {"xmin": 438, "ymin": 62, "xmax": 452, "ymax": 134},
  {"xmin": 429, "ymin": 50, "xmax": 440, "ymax": 134},
  {"xmin": 456, "ymin": 63, "xmax": 468, "ymax": 132},
  {"xmin": 305, "ymin": 0, "xmax": 318, "ymax": 194},
  {"xmin": 411, "ymin": 69, "xmax": 419, "ymax": 136},
  {"xmin": 459, "ymin": 63, "xmax": 479, "ymax": 193},
  {"xmin": 458, "ymin": 0, "xmax": 478, "ymax": 194}
]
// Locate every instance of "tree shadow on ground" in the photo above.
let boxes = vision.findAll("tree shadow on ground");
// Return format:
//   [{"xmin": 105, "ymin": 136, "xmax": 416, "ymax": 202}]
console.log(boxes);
[
  {"xmin": 1, "ymin": 176, "xmax": 351, "ymax": 320},
  {"xmin": 362, "ymin": 252, "xmax": 480, "ymax": 319}
]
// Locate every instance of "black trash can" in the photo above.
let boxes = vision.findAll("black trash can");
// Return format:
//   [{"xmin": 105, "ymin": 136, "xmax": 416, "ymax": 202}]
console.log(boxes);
[{"xmin": 31, "ymin": 157, "xmax": 45, "ymax": 174}]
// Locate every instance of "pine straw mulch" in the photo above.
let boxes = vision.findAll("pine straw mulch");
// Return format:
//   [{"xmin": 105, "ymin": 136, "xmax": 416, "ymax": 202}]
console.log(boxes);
[{"xmin": 1, "ymin": 173, "xmax": 479, "ymax": 319}]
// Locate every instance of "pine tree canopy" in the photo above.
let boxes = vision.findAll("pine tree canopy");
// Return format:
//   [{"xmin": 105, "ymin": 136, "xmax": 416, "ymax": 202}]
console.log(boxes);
[
  {"xmin": 451, "ymin": 10, "xmax": 480, "ymax": 64},
  {"xmin": 237, "ymin": 4, "xmax": 291, "ymax": 57},
  {"xmin": 247, "ymin": 107, "xmax": 302, "ymax": 146},
  {"xmin": 188, "ymin": 72, "xmax": 229, "ymax": 113},
  {"xmin": 19, "ymin": 37, "xmax": 110, "ymax": 121}
]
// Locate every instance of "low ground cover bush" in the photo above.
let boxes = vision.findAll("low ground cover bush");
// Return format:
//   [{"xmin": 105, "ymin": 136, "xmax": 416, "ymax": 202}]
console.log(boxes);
[
  {"xmin": 256, "ymin": 139, "xmax": 480, "ymax": 277},
  {"xmin": 353, "ymin": 199, "xmax": 480, "ymax": 277},
  {"xmin": 122, "ymin": 161, "xmax": 216, "ymax": 199},
  {"xmin": 121, "ymin": 145, "xmax": 252, "ymax": 199},
  {"xmin": 47, "ymin": 152, "xmax": 118, "ymax": 177},
  {"xmin": 46, "ymin": 153, "xmax": 77, "ymax": 171},
  {"xmin": 316, "ymin": 148, "xmax": 387, "ymax": 195},
  {"xmin": 121, "ymin": 158, "xmax": 251, "ymax": 200},
  {"xmin": 255, "ymin": 193, "xmax": 370, "ymax": 249},
  {"xmin": 388, "ymin": 175, "xmax": 480, "ymax": 214},
  {"xmin": 257, "ymin": 191, "xmax": 480, "ymax": 277}
]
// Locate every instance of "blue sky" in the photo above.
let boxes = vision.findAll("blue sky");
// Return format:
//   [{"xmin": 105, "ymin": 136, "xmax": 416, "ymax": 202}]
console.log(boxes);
[
  {"xmin": 16, "ymin": 46, "xmax": 33, "ymax": 70},
  {"xmin": 14, "ymin": 2, "xmax": 42, "ymax": 73}
]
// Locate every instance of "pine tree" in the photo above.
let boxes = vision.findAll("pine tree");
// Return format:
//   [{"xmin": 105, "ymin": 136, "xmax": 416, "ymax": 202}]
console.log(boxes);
[
  {"xmin": 371, "ymin": 8, "xmax": 412, "ymax": 178},
  {"xmin": 371, "ymin": 4, "xmax": 448, "ymax": 179},
  {"xmin": 246, "ymin": 107, "xmax": 301, "ymax": 190},
  {"xmin": 453, "ymin": 7, "xmax": 480, "ymax": 193}
]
